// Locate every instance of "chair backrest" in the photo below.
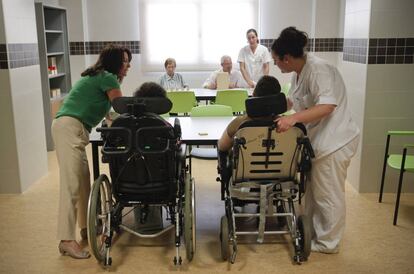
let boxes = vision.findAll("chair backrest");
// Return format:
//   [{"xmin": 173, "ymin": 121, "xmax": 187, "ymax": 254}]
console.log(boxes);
[
  {"xmin": 281, "ymin": 83, "xmax": 291, "ymax": 95},
  {"xmin": 215, "ymin": 89, "xmax": 248, "ymax": 113},
  {"xmin": 102, "ymin": 113, "xmax": 179, "ymax": 203},
  {"xmin": 190, "ymin": 104, "xmax": 233, "ymax": 117},
  {"xmin": 232, "ymin": 120, "xmax": 306, "ymax": 182},
  {"xmin": 167, "ymin": 91, "xmax": 197, "ymax": 114}
]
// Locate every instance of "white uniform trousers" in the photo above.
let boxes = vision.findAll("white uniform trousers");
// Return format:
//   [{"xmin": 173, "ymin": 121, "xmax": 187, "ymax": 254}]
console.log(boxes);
[
  {"xmin": 305, "ymin": 136, "xmax": 359, "ymax": 253},
  {"xmin": 52, "ymin": 116, "xmax": 91, "ymax": 240}
]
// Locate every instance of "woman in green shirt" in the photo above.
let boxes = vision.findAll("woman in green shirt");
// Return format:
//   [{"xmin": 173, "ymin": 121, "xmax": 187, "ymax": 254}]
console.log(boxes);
[{"xmin": 52, "ymin": 44, "xmax": 131, "ymax": 259}]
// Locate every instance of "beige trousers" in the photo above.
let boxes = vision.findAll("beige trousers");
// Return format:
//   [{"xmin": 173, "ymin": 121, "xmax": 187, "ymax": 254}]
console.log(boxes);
[
  {"xmin": 305, "ymin": 136, "xmax": 359, "ymax": 252},
  {"xmin": 52, "ymin": 116, "xmax": 90, "ymax": 240}
]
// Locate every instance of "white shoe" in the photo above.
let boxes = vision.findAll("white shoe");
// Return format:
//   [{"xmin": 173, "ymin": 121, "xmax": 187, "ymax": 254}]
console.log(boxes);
[{"xmin": 311, "ymin": 240, "xmax": 339, "ymax": 254}]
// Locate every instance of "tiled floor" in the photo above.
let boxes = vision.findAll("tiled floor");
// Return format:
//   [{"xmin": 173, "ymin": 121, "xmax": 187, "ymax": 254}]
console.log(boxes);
[{"xmin": 0, "ymin": 147, "xmax": 413, "ymax": 274}]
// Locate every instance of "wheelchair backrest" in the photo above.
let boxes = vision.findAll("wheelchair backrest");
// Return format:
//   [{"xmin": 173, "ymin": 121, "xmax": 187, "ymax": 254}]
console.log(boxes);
[
  {"xmin": 102, "ymin": 113, "xmax": 179, "ymax": 202},
  {"xmin": 232, "ymin": 120, "xmax": 306, "ymax": 182}
]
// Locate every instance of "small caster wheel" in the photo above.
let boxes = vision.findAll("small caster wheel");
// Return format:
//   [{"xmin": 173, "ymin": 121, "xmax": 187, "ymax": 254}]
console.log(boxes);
[
  {"xmin": 173, "ymin": 257, "xmax": 177, "ymax": 265},
  {"xmin": 179, "ymin": 256, "xmax": 182, "ymax": 265}
]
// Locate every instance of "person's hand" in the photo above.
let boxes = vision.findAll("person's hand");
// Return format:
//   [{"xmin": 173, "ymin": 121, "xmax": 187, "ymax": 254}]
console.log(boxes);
[
  {"xmin": 275, "ymin": 115, "xmax": 297, "ymax": 133},
  {"xmin": 247, "ymin": 80, "xmax": 255, "ymax": 88},
  {"xmin": 229, "ymin": 83, "xmax": 236, "ymax": 89}
]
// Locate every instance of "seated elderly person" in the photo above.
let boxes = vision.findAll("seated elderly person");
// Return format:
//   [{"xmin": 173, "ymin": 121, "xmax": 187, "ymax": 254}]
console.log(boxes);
[
  {"xmin": 218, "ymin": 75, "xmax": 281, "ymax": 152},
  {"xmin": 134, "ymin": 81, "xmax": 167, "ymax": 98},
  {"xmin": 203, "ymin": 55, "xmax": 247, "ymax": 89},
  {"xmin": 158, "ymin": 58, "xmax": 188, "ymax": 90}
]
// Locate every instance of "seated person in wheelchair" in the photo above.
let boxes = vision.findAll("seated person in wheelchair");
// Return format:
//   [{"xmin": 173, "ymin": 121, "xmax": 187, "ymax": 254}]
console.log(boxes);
[
  {"xmin": 217, "ymin": 75, "xmax": 282, "ymax": 185},
  {"xmin": 131, "ymin": 82, "xmax": 169, "ymax": 233},
  {"xmin": 218, "ymin": 75, "xmax": 282, "ymax": 152}
]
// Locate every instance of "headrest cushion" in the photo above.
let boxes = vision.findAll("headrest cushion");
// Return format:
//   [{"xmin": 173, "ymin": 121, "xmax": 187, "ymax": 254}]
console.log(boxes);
[
  {"xmin": 112, "ymin": 96, "xmax": 172, "ymax": 115},
  {"xmin": 245, "ymin": 93, "xmax": 287, "ymax": 118}
]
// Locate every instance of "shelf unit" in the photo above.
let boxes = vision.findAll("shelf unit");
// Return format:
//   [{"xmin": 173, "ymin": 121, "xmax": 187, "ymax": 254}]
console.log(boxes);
[{"xmin": 35, "ymin": 3, "xmax": 71, "ymax": 151}]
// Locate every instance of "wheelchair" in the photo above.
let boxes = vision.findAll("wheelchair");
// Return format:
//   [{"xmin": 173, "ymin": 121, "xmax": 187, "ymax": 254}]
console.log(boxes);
[
  {"xmin": 217, "ymin": 93, "xmax": 314, "ymax": 264},
  {"xmin": 87, "ymin": 96, "xmax": 195, "ymax": 266}
]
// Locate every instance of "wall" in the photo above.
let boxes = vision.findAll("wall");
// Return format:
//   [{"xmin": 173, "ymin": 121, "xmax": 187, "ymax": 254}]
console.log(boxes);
[
  {"xmin": 0, "ymin": 0, "xmax": 47, "ymax": 193},
  {"xmin": 360, "ymin": 0, "xmax": 414, "ymax": 192},
  {"xmin": 63, "ymin": 0, "xmax": 343, "ymax": 95}
]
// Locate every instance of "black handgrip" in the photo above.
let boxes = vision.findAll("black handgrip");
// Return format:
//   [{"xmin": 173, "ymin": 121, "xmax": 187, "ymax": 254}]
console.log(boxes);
[{"xmin": 97, "ymin": 127, "xmax": 132, "ymax": 155}]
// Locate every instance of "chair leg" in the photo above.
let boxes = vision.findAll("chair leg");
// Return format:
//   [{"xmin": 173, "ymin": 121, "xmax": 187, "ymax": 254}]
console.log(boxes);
[
  {"xmin": 189, "ymin": 145, "xmax": 192, "ymax": 175},
  {"xmin": 393, "ymin": 148, "xmax": 407, "ymax": 226},
  {"xmin": 379, "ymin": 135, "xmax": 391, "ymax": 203}
]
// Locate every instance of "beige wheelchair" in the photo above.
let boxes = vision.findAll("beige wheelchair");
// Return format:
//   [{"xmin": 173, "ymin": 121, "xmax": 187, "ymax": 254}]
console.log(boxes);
[{"xmin": 217, "ymin": 94, "xmax": 314, "ymax": 264}]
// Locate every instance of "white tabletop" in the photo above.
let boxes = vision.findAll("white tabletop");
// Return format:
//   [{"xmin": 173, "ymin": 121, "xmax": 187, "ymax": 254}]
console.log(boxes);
[{"xmin": 90, "ymin": 116, "xmax": 235, "ymax": 146}]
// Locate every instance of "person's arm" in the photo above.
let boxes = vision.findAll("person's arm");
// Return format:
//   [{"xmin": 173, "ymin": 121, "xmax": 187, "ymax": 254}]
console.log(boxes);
[
  {"xmin": 104, "ymin": 89, "xmax": 123, "ymax": 125},
  {"xmin": 262, "ymin": 62, "xmax": 270, "ymax": 75},
  {"xmin": 275, "ymin": 104, "xmax": 336, "ymax": 133},
  {"xmin": 179, "ymin": 74, "xmax": 188, "ymax": 89},
  {"xmin": 218, "ymin": 129, "xmax": 233, "ymax": 152},
  {"xmin": 239, "ymin": 62, "xmax": 254, "ymax": 88},
  {"xmin": 203, "ymin": 72, "xmax": 217, "ymax": 89},
  {"xmin": 107, "ymin": 88, "xmax": 122, "ymax": 102}
]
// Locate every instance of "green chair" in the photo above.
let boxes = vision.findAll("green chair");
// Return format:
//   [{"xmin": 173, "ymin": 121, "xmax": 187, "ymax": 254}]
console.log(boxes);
[
  {"xmin": 190, "ymin": 104, "xmax": 233, "ymax": 117},
  {"xmin": 167, "ymin": 91, "xmax": 197, "ymax": 115},
  {"xmin": 215, "ymin": 89, "xmax": 248, "ymax": 114},
  {"xmin": 281, "ymin": 82, "xmax": 291, "ymax": 95},
  {"xmin": 188, "ymin": 104, "xmax": 233, "ymax": 174},
  {"xmin": 379, "ymin": 130, "xmax": 414, "ymax": 225}
]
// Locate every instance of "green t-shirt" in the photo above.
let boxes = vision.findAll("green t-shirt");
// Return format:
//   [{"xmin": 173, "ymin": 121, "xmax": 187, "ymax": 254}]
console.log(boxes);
[{"xmin": 56, "ymin": 71, "xmax": 120, "ymax": 132}]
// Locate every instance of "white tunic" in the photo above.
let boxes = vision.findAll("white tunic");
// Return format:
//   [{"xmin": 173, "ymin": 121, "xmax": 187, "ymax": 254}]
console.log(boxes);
[
  {"xmin": 289, "ymin": 54, "xmax": 359, "ymax": 159},
  {"xmin": 237, "ymin": 44, "xmax": 272, "ymax": 83},
  {"xmin": 202, "ymin": 68, "xmax": 247, "ymax": 88}
]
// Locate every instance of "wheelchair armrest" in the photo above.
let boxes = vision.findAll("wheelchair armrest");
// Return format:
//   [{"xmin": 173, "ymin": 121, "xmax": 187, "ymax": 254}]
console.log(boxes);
[
  {"xmin": 178, "ymin": 143, "xmax": 187, "ymax": 162},
  {"xmin": 97, "ymin": 127, "xmax": 132, "ymax": 155}
]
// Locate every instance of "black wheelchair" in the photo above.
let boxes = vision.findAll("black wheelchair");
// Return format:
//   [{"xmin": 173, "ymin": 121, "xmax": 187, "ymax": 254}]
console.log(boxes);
[
  {"xmin": 87, "ymin": 97, "xmax": 195, "ymax": 266},
  {"xmin": 217, "ymin": 93, "xmax": 314, "ymax": 264}
]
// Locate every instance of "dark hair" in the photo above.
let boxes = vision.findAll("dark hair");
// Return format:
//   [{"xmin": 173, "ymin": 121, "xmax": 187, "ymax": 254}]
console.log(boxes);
[
  {"xmin": 164, "ymin": 58, "xmax": 176, "ymax": 68},
  {"xmin": 81, "ymin": 44, "xmax": 132, "ymax": 80},
  {"xmin": 253, "ymin": 75, "xmax": 281, "ymax": 97},
  {"xmin": 246, "ymin": 28, "xmax": 258, "ymax": 38},
  {"xmin": 133, "ymin": 82, "xmax": 167, "ymax": 98},
  {"xmin": 271, "ymin": 26, "xmax": 308, "ymax": 59}
]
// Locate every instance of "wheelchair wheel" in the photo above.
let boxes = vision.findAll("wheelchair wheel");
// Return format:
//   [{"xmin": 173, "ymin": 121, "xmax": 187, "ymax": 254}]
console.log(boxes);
[
  {"xmin": 87, "ymin": 174, "xmax": 112, "ymax": 262},
  {"xmin": 220, "ymin": 215, "xmax": 229, "ymax": 261},
  {"xmin": 297, "ymin": 215, "xmax": 311, "ymax": 260},
  {"xmin": 184, "ymin": 176, "xmax": 196, "ymax": 261}
]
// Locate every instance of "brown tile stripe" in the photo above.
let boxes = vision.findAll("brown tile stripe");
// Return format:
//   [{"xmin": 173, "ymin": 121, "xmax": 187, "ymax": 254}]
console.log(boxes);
[
  {"xmin": 262, "ymin": 37, "xmax": 413, "ymax": 65},
  {"xmin": 70, "ymin": 41, "xmax": 140, "ymax": 55},
  {"xmin": 0, "ymin": 43, "xmax": 39, "ymax": 69}
]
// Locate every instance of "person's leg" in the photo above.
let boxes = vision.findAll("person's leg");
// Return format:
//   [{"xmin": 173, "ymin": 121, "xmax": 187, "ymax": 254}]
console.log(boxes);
[
  {"xmin": 52, "ymin": 117, "xmax": 90, "ymax": 259},
  {"xmin": 77, "ymin": 134, "xmax": 91, "ymax": 234},
  {"xmin": 307, "ymin": 137, "xmax": 359, "ymax": 253}
]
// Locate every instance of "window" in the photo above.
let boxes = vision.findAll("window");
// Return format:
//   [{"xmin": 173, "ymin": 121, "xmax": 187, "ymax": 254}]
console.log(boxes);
[{"xmin": 140, "ymin": 0, "xmax": 258, "ymax": 72}]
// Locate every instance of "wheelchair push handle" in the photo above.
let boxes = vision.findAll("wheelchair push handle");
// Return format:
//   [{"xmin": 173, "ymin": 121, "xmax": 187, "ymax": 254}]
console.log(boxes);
[
  {"xmin": 298, "ymin": 137, "xmax": 315, "ymax": 158},
  {"xmin": 97, "ymin": 127, "xmax": 132, "ymax": 155}
]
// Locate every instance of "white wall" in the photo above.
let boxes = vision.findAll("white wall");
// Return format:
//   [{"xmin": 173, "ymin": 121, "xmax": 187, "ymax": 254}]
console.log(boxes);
[
  {"xmin": 359, "ymin": 0, "xmax": 414, "ymax": 192},
  {"xmin": 0, "ymin": 0, "xmax": 47, "ymax": 193},
  {"xmin": 337, "ymin": 0, "xmax": 370, "ymax": 192},
  {"xmin": 65, "ymin": 0, "xmax": 343, "ymax": 95}
]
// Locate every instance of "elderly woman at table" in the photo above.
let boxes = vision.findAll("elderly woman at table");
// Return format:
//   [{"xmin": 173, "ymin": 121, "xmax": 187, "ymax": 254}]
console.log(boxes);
[{"xmin": 158, "ymin": 58, "xmax": 188, "ymax": 90}]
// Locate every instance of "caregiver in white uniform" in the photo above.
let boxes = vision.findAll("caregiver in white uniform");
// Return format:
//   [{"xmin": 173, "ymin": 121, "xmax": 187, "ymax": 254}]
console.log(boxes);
[
  {"xmin": 271, "ymin": 26, "xmax": 360, "ymax": 254},
  {"xmin": 238, "ymin": 29, "xmax": 272, "ymax": 88}
]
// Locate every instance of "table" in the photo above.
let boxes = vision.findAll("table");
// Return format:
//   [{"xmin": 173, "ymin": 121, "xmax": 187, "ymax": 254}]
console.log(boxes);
[{"xmin": 89, "ymin": 116, "xmax": 234, "ymax": 179}]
